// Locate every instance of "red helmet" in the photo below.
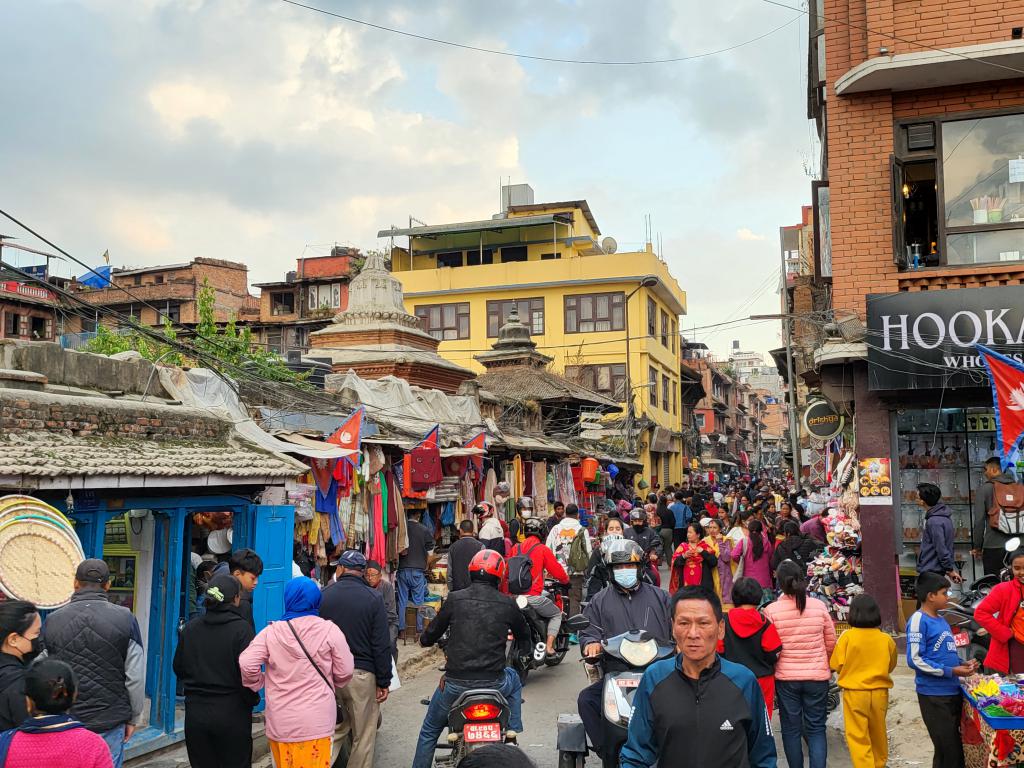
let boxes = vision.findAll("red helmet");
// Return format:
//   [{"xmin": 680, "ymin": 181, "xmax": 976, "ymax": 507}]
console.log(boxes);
[{"xmin": 468, "ymin": 549, "xmax": 507, "ymax": 584}]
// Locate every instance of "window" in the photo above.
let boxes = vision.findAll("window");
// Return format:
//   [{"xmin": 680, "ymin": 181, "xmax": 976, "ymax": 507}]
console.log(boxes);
[
  {"xmin": 565, "ymin": 363, "xmax": 626, "ymax": 400},
  {"xmin": 500, "ymin": 246, "xmax": 528, "ymax": 263},
  {"xmin": 165, "ymin": 303, "xmax": 181, "ymax": 324},
  {"xmin": 265, "ymin": 328, "xmax": 283, "ymax": 354},
  {"xmin": 466, "ymin": 249, "xmax": 494, "ymax": 266},
  {"xmin": 661, "ymin": 374, "xmax": 670, "ymax": 412},
  {"xmin": 564, "ymin": 292, "xmax": 625, "ymax": 334},
  {"xmin": 695, "ymin": 413, "xmax": 706, "ymax": 430},
  {"xmin": 154, "ymin": 274, "xmax": 165, "ymax": 285},
  {"xmin": 670, "ymin": 319, "xmax": 677, "ymax": 352},
  {"xmin": 649, "ymin": 367, "xmax": 658, "ymax": 408},
  {"xmin": 647, "ymin": 297, "xmax": 657, "ymax": 336},
  {"xmin": 133, "ymin": 275, "xmax": 142, "ymax": 286},
  {"xmin": 487, "ymin": 298, "xmax": 544, "ymax": 336},
  {"xmin": 540, "ymin": 252, "xmax": 560, "ymax": 260},
  {"xmin": 3, "ymin": 312, "xmax": 21, "ymax": 337},
  {"xmin": 660, "ymin": 310, "xmax": 669, "ymax": 347},
  {"xmin": 30, "ymin": 316, "xmax": 50, "ymax": 340},
  {"xmin": 415, "ymin": 302, "xmax": 470, "ymax": 340},
  {"xmin": 672, "ymin": 380, "xmax": 678, "ymax": 415},
  {"xmin": 437, "ymin": 252, "xmax": 463, "ymax": 268},
  {"xmin": 270, "ymin": 291, "xmax": 296, "ymax": 316},
  {"xmin": 308, "ymin": 284, "xmax": 342, "ymax": 311}
]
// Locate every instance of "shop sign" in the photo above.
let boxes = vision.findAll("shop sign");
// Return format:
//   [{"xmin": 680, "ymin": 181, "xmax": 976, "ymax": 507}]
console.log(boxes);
[
  {"xmin": 858, "ymin": 457, "xmax": 892, "ymax": 506},
  {"xmin": 867, "ymin": 286, "xmax": 1024, "ymax": 390},
  {"xmin": 802, "ymin": 399, "xmax": 844, "ymax": 440}
]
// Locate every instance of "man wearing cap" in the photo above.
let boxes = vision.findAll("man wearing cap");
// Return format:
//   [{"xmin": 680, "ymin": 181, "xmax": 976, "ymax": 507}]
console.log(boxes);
[
  {"xmin": 319, "ymin": 550, "xmax": 392, "ymax": 768},
  {"xmin": 42, "ymin": 559, "xmax": 145, "ymax": 768},
  {"xmin": 363, "ymin": 560, "xmax": 399, "ymax": 662}
]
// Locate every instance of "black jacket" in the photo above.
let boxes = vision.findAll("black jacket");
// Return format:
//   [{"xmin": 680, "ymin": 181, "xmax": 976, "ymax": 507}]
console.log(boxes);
[
  {"xmin": 420, "ymin": 582, "xmax": 529, "ymax": 681},
  {"xmin": 43, "ymin": 590, "xmax": 145, "ymax": 732},
  {"xmin": 579, "ymin": 581, "xmax": 672, "ymax": 650},
  {"xmin": 770, "ymin": 534, "xmax": 822, "ymax": 572},
  {"xmin": 0, "ymin": 653, "xmax": 28, "ymax": 730},
  {"xmin": 320, "ymin": 574, "xmax": 392, "ymax": 688},
  {"xmin": 625, "ymin": 525, "xmax": 664, "ymax": 559},
  {"xmin": 447, "ymin": 536, "xmax": 484, "ymax": 592},
  {"xmin": 584, "ymin": 549, "xmax": 610, "ymax": 601},
  {"xmin": 173, "ymin": 607, "xmax": 258, "ymax": 705}
]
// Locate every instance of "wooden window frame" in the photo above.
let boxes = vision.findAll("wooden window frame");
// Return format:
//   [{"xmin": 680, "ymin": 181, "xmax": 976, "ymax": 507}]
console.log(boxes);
[
  {"xmin": 565, "ymin": 362, "xmax": 627, "ymax": 400},
  {"xmin": 564, "ymin": 291, "xmax": 626, "ymax": 334},
  {"xmin": 647, "ymin": 297, "xmax": 657, "ymax": 336},
  {"xmin": 486, "ymin": 298, "xmax": 544, "ymax": 337},
  {"xmin": 649, "ymin": 366, "xmax": 658, "ymax": 408},
  {"xmin": 414, "ymin": 302, "xmax": 471, "ymax": 340}
]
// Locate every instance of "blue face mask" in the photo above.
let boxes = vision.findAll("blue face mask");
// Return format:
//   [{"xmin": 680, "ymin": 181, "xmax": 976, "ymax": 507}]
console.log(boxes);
[{"xmin": 613, "ymin": 569, "xmax": 638, "ymax": 589}]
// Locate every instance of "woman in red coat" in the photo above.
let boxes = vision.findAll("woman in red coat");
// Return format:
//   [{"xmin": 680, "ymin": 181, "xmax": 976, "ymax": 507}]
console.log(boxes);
[
  {"xmin": 975, "ymin": 549, "xmax": 1024, "ymax": 673},
  {"xmin": 669, "ymin": 522, "xmax": 717, "ymax": 594}
]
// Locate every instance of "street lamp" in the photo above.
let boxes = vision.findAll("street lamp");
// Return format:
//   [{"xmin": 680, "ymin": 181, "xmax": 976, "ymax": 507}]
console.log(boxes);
[{"xmin": 624, "ymin": 276, "xmax": 659, "ymax": 454}]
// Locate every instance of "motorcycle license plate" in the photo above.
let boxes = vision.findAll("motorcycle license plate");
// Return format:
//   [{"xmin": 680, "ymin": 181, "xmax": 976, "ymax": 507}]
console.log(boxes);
[
  {"xmin": 953, "ymin": 631, "xmax": 970, "ymax": 648},
  {"xmin": 615, "ymin": 677, "xmax": 641, "ymax": 689},
  {"xmin": 464, "ymin": 723, "xmax": 502, "ymax": 743}
]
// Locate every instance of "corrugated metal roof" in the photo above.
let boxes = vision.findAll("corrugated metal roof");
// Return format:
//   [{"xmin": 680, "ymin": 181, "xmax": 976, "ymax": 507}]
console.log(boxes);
[
  {"xmin": 377, "ymin": 213, "xmax": 570, "ymax": 239},
  {"xmin": 477, "ymin": 367, "xmax": 620, "ymax": 411}
]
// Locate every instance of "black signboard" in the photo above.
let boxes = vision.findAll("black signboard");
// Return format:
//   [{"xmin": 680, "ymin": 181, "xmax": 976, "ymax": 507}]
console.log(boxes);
[
  {"xmin": 866, "ymin": 286, "xmax": 1024, "ymax": 390},
  {"xmin": 803, "ymin": 399, "xmax": 844, "ymax": 440}
]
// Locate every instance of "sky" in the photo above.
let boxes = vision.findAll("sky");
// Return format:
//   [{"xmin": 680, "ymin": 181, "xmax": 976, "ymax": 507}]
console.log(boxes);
[{"xmin": 0, "ymin": 0, "xmax": 818, "ymax": 361}]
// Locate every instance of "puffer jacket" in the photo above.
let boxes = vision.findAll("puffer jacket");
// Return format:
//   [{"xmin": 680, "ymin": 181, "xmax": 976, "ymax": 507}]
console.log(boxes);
[{"xmin": 763, "ymin": 594, "xmax": 836, "ymax": 681}]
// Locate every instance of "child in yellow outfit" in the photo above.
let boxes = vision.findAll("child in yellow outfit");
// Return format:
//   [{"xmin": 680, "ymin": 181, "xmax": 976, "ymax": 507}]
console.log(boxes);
[{"xmin": 830, "ymin": 594, "xmax": 897, "ymax": 768}]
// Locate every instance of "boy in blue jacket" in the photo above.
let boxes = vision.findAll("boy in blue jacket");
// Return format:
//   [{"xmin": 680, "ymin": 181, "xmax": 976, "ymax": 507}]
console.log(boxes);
[{"xmin": 906, "ymin": 571, "xmax": 977, "ymax": 768}]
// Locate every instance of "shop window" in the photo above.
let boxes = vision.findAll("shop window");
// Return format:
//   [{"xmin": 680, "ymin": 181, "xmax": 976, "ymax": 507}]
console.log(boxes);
[
  {"xmin": 564, "ymin": 291, "xmax": 625, "ymax": 334},
  {"xmin": 647, "ymin": 297, "xmax": 656, "ymax": 336},
  {"xmin": 270, "ymin": 291, "xmax": 296, "ymax": 316},
  {"xmin": 486, "ymin": 298, "xmax": 544, "ymax": 336},
  {"xmin": 565, "ymin": 363, "xmax": 626, "ymax": 400},
  {"xmin": 466, "ymin": 249, "xmax": 494, "ymax": 266},
  {"xmin": 500, "ymin": 246, "xmax": 528, "ymax": 263},
  {"xmin": 415, "ymin": 302, "xmax": 470, "ymax": 340},
  {"xmin": 437, "ymin": 252, "xmax": 464, "ymax": 268},
  {"xmin": 649, "ymin": 366, "xmax": 658, "ymax": 408}
]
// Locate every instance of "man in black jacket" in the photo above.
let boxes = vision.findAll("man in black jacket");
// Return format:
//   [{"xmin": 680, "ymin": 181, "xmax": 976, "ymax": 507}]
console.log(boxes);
[
  {"xmin": 412, "ymin": 550, "xmax": 530, "ymax": 768},
  {"xmin": 446, "ymin": 520, "xmax": 484, "ymax": 592},
  {"xmin": 320, "ymin": 550, "xmax": 392, "ymax": 768},
  {"xmin": 770, "ymin": 520, "xmax": 823, "ymax": 572}
]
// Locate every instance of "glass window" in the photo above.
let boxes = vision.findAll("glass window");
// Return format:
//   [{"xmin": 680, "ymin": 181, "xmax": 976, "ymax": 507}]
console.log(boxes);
[
  {"xmin": 500, "ymin": 246, "xmax": 528, "ymax": 263},
  {"xmin": 647, "ymin": 298, "xmax": 656, "ymax": 336},
  {"xmin": 947, "ymin": 229, "xmax": 1024, "ymax": 266},
  {"xmin": 467, "ymin": 249, "xmax": 494, "ymax": 266},
  {"xmin": 415, "ymin": 302, "xmax": 470, "ymax": 340},
  {"xmin": 437, "ymin": 252, "xmax": 463, "ymax": 268},
  {"xmin": 565, "ymin": 363, "xmax": 626, "ymax": 400},
  {"xmin": 564, "ymin": 292, "xmax": 625, "ymax": 334},
  {"xmin": 486, "ymin": 298, "xmax": 544, "ymax": 336},
  {"xmin": 661, "ymin": 373, "xmax": 670, "ymax": 411},
  {"xmin": 649, "ymin": 366, "xmax": 658, "ymax": 408},
  {"xmin": 660, "ymin": 310, "xmax": 669, "ymax": 347},
  {"xmin": 695, "ymin": 413, "xmax": 706, "ymax": 430}
]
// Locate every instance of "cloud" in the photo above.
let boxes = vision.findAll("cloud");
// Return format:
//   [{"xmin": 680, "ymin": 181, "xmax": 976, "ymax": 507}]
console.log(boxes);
[{"xmin": 736, "ymin": 228, "xmax": 767, "ymax": 242}]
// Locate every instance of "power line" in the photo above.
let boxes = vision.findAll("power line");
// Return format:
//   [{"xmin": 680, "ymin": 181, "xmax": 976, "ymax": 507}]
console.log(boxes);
[{"xmin": 282, "ymin": 0, "xmax": 802, "ymax": 66}]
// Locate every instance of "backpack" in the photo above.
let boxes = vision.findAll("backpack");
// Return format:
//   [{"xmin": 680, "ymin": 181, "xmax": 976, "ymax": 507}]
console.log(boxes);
[
  {"xmin": 567, "ymin": 529, "xmax": 590, "ymax": 574},
  {"xmin": 507, "ymin": 541, "xmax": 538, "ymax": 595},
  {"xmin": 988, "ymin": 481, "xmax": 1024, "ymax": 535}
]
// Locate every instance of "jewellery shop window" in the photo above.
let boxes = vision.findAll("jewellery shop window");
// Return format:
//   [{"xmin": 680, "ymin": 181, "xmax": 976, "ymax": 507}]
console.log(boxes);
[{"xmin": 896, "ymin": 407, "xmax": 999, "ymax": 576}]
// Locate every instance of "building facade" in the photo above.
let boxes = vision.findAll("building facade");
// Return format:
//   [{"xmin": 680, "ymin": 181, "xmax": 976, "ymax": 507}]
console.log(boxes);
[
  {"xmin": 0, "ymin": 277, "xmax": 57, "ymax": 342},
  {"xmin": 384, "ymin": 186, "xmax": 687, "ymax": 487},
  {"xmin": 803, "ymin": 0, "xmax": 1024, "ymax": 627}
]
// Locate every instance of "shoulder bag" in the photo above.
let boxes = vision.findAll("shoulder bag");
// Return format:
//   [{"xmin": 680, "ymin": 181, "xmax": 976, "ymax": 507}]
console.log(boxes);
[{"xmin": 285, "ymin": 620, "xmax": 345, "ymax": 725}]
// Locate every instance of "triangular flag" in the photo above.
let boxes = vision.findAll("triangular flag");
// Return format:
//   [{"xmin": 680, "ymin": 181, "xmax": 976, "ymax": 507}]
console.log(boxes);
[
  {"xmin": 417, "ymin": 424, "xmax": 440, "ymax": 449},
  {"xmin": 977, "ymin": 345, "xmax": 1024, "ymax": 469},
  {"xmin": 102, "ymin": 249, "xmax": 110, "ymax": 265},
  {"xmin": 463, "ymin": 431, "xmax": 487, "ymax": 475},
  {"xmin": 328, "ymin": 407, "xmax": 363, "ymax": 467}
]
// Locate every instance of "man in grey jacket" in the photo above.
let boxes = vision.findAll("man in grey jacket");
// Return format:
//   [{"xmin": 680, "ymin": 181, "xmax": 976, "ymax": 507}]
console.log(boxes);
[
  {"xmin": 42, "ymin": 559, "xmax": 145, "ymax": 768},
  {"xmin": 365, "ymin": 560, "xmax": 399, "ymax": 662},
  {"xmin": 972, "ymin": 457, "xmax": 1018, "ymax": 576}
]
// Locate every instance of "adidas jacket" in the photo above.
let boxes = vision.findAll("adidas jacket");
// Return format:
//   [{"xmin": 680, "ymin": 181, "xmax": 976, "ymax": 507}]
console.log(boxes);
[{"xmin": 621, "ymin": 654, "xmax": 776, "ymax": 768}]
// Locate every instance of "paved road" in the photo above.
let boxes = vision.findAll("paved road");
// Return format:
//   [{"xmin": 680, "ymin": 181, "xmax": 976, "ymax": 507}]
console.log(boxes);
[{"xmin": 373, "ymin": 646, "xmax": 854, "ymax": 768}]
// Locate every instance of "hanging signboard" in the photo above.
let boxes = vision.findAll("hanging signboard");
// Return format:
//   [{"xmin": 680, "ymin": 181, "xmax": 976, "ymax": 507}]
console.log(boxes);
[
  {"xmin": 866, "ymin": 286, "xmax": 1024, "ymax": 390},
  {"xmin": 803, "ymin": 399, "xmax": 844, "ymax": 440}
]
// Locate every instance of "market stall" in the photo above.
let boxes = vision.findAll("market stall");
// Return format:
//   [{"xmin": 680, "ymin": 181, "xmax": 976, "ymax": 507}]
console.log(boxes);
[{"xmin": 962, "ymin": 675, "xmax": 1024, "ymax": 767}]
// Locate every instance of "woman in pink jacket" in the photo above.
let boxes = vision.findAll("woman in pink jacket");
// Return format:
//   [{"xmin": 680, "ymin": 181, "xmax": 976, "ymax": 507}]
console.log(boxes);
[
  {"xmin": 738, "ymin": 519, "xmax": 774, "ymax": 591},
  {"xmin": 764, "ymin": 560, "xmax": 837, "ymax": 768},
  {"xmin": 240, "ymin": 578, "xmax": 354, "ymax": 768}
]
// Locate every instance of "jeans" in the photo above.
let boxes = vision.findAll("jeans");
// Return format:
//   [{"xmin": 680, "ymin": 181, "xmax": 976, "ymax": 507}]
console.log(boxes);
[
  {"xmin": 411, "ymin": 669, "xmax": 523, "ymax": 768},
  {"xmin": 397, "ymin": 568, "xmax": 428, "ymax": 631},
  {"xmin": 776, "ymin": 679, "xmax": 828, "ymax": 768},
  {"xmin": 100, "ymin": 725, "xmax": 127, "ymax": 768}
]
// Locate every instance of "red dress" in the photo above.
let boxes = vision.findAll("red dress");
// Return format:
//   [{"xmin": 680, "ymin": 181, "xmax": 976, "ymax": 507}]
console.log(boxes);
[{"xmin": 669, "ymin": 540, "xmax": 711, "ymax": 593}]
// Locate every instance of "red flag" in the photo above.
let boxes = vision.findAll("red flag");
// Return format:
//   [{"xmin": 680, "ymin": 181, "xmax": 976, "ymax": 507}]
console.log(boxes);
[
  {"xmin": 328, "ymin": 407, "xmax": 363, "ymax": 466},
  {"xmin": 977, "ymin": 345, "xmax": 1024, "ymax": 467},
  {"xmin": 417, "ymin": 424, "xmax": 440, "ymax": 449},
  {"xmin": 463, "ymin": 431, "xmax": 487, "ymax": 475}
]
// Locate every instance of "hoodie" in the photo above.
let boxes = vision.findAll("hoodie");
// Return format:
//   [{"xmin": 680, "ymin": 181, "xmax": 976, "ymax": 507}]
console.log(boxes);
[
  {"xmin": 917, "ymin": 502, "xmax": 955, "ymax": 575},
  {"xmin": 239, "ymin": 615, "xmax": 354, "ymax": 742},
  {"xmin": 719, "ymin": 607, "xmax": 782, "ymax": 678},
  {"xmin": 973, "ymin": 471, "xmax": 1017, "ymax": 550}
]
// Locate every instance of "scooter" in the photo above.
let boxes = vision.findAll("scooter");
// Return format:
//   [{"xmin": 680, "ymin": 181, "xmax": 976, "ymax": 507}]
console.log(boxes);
[
  {"xmin": 555, "ymin": 616, "xmax": 675, "ymax": 768},
  {"xmin": 508, "ymin": 578, "xmax": 572, "ymax": 684}
]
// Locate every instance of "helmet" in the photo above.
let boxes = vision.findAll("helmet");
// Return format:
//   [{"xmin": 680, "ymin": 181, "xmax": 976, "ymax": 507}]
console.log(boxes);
[
  {"xmin": 602, "ymin": 538, "xmax": 644, "ymax": 567},
  {"xmin": 468, "ymin": 549, "xmax": 507, "ymax": 586},
  {"xmin": 521, "ymin": 517, "xmax": 545, "ymax": 539},
  {"xmin": 517, "ymin": 496, "xmax": 534, "ymax": 512},
  {"xmin": 472, "ymin": 501, "xmax": 494, "ymax": 518},
  {"xmin": 629, "ymin": 507, "xmax": 646, "ymax": 523}
]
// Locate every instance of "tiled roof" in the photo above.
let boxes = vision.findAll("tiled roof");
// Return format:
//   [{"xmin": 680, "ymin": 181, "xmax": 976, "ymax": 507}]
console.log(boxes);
[
  {"xmin": 0, "ymin": 432, "xmax": 306, "ymax": 479},
  {"xmin": 477, "ymin": 366, "xmax": 620, "ymax": 410}
]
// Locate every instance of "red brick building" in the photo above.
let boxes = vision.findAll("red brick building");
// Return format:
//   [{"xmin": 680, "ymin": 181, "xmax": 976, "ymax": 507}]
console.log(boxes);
[{"xmin": 807, "ymin": 0, "xmax": 1024, "ymax": 626}]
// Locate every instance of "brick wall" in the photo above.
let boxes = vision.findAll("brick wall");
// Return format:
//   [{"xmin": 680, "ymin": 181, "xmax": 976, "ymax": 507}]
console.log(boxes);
[
  {"xmin": 892, "ymin": 1, "xmax": 1021, "ymax": 54},
  {"xmin": 0, "ymin": 393, "xmax": 227, "ymax": 440},
  {"xmin": 296, "ymin": 255, "xmax": 352, "ymax": 280}
]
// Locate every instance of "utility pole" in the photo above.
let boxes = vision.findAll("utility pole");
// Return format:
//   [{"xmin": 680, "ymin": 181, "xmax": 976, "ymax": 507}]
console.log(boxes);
[{"xmin": 777, "ymin": 255, "xmax": 802, "ymax": 484}]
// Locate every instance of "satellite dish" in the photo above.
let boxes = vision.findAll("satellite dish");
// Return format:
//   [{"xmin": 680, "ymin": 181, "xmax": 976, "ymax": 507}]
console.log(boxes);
[{"xmin": 601, "ymin": 236, "xmax": 618, "ymax": 254}]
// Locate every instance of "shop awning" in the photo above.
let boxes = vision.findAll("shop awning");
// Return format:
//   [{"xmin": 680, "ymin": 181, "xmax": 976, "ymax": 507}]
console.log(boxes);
[{"xmin": 703, "ymin": 458, "xmax": 737, "ymax": 467}]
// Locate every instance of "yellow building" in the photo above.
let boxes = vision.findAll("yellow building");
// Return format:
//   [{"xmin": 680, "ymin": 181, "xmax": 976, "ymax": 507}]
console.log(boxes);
[{"xmin": 381, "ymin": 189, "xmax": 688, "ymax": 487}]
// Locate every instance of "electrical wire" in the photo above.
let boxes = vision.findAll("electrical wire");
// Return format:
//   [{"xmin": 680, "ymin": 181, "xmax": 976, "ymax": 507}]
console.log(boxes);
[{"xmin": 282, "ymin": 0, "xmax": 803, "ymax": 66}]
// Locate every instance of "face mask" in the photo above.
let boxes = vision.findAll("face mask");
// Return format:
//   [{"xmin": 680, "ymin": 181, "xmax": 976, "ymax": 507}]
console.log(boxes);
[
  {"xmin": 632, "ymin": 523, "xmax": 645, "ymax": 531},
  {"xmin": 21, "ymin": 636, "xmax": 41, "ymax": 664},
  {"xmin": 613, "ymin": 569, "xmax": 638, "ymax": 589}
]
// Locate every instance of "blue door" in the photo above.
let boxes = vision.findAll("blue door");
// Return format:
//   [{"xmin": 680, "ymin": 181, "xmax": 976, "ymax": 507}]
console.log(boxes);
[{"xmin": 250, "ymin": 504, "xmax": 294, "ymax": 632}]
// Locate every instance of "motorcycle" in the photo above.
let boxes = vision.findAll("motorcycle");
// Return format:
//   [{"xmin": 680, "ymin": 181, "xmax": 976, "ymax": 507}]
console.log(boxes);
[
  {"xmin": 507, "ymin": 578, "xmax": 572, "ymax": 684},
  {"xmin": 555, "ymin": 616, "xmax": 675, "ymax": 768}
]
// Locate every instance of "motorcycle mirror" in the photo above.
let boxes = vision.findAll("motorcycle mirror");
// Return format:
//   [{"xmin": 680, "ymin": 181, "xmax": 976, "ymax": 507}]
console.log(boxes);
[
  {"xmin": 564, "ymin": 614, "xmax": 591, "ymax": 632},
  {"xmin": 1006, "ymin": 537, "xmax": 1022, "ymax": 553},
  {"xmin": 418, "ymin": 605, "xmax": 438, "ymax": 620}
]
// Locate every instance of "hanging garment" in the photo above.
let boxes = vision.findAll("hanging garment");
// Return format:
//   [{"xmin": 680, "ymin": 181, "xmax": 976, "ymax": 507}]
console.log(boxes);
[
  {"xmin": 532, "ymin": 461, "xmax": 548, "ymax": 515},
  {"xmin": 484, "ymin": 468, "xmax": 497, "ymax": 508},
  {"xmin": 401, "ymin": 455, "xmax": 429, "ymax": 499},
  {"xmin": 314, "ymin": 477, "xmax": 339, "ymax": 516},
  {"xmin": 409, "ymin": 446, "xmax": 442, "ymax": 490},
  {"xmin": 443, "ymin": 455, "xmax": 468, "ymax": 478},
  {"xmin": 368, "ymin": 489, "xmax": 387, "ymax": 565},
  {"xmin": 440, "ymin": 501, "xmax": 456, "ymax": 527},
  {"xmin": 523, "ymin": 461, "xmax": 535, "ymax": 496},
  {"xmin": 378, "ymin": 471, "xmax": 389, "ymax": 533},
  {"xmin": 333, "ymin": 458, "xmax": 354, "ymax": 496}
]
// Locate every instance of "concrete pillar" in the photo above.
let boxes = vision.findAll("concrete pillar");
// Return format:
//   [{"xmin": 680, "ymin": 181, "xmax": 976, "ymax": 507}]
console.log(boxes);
[{"xmin": 853, "ymin": 362, "xmax": 899, "ymax": 630}]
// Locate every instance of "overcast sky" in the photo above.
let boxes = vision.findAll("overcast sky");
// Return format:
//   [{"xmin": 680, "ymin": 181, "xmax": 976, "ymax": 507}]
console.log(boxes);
[{"xmin": 1, "ymin": 0, "xmax": 816, "ymax": 361}]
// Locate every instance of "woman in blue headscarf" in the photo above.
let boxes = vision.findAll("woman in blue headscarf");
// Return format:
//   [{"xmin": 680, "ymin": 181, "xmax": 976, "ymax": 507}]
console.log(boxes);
[
  {"xmin": 173, "ymin": 574, "xmax": 259, "ymax": 768},
  {"xmin": 240, "ymin": 578, "xmax": 353, "ymax": 768}
]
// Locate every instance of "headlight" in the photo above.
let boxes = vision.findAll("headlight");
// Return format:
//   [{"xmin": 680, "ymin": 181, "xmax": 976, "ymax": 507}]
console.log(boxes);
[
  {"xmin": 602, "ymin": 678, "xmax": 630, "ymax": 725},
  {"xmin": 619, "ymin": 638, "xmax": 658, "ymax": 667}
]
